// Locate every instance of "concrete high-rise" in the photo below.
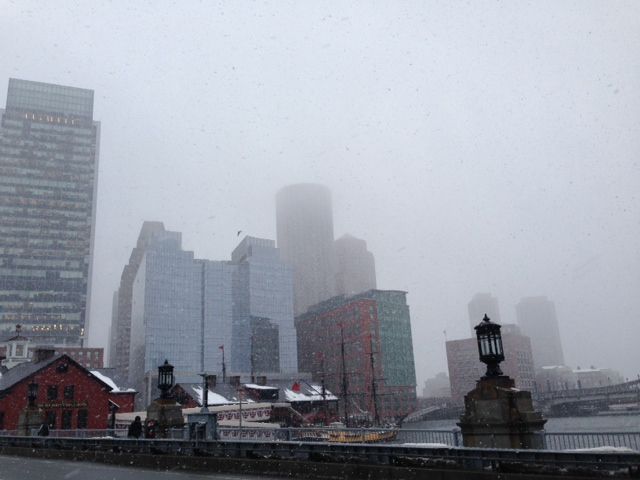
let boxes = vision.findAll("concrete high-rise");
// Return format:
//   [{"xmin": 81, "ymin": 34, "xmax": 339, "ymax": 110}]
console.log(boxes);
[
  {"xmin": 0, "ymin": 79, "xmax": 100, "ymax": 345},
  {"xmin": 276, "ymin": 184, "xmax": 335, "ymax": 315},
  {"xmin": 109, "ymin": 221, "xmax": 170, "ymax": 380},
  {"xmin": 468, "ymin": 293, "xmax": 502, "ymax": 336},
  {"xmin": 516, "ymin": 296, "xmax": 564, "ymax": 368},
  {"xmin": 333, "ymin": 234, "xmax": 377, "ymax": 296}
]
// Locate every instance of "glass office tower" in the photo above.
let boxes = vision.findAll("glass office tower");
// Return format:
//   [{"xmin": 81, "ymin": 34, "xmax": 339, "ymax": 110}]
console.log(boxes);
[{"xmin": 0, "ymin": 79, "xmax": 100, "ymax": 345}]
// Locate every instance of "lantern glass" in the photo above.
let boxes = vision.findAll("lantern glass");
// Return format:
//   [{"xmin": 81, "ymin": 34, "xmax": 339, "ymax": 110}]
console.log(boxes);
[
  {"xmin": 157, "ymin": 359, "xmax": 174, "ymax": 395},
  {"xmin": 474, "ymin": 314, "xmax": 505, "ymax": 377},
  {"xmin": 480, "ymin": 334, "xmax": 489, "ymax": 356}
]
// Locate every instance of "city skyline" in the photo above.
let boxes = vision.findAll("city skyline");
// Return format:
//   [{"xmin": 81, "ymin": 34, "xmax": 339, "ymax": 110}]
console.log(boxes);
[{"xmin": 2, "ymin": 2, "xmax": 639, "ymax": 388}]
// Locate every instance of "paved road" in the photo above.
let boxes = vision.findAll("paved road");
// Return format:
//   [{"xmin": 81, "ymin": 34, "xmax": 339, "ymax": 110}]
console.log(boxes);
[{"xmin": 0, "ymin": 455, "xmax": 282, "ymax": 480}]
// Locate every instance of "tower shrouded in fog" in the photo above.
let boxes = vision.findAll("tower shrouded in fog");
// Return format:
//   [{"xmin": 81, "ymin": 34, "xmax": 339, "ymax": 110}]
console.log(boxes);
[
  {"xmin": 516, "ymin": 296, "xmax": 564, "ymax": 368},
  {"xmin": 276, "ymin": 184, "xmax": 336, "ymax": 315},
  {"xmin": 333, "ymin": 234, "xmax": 377, "ymax": 296},
  {"xmin": 468, "ymin": 293, "xmax": 502, "ymax": 336}
]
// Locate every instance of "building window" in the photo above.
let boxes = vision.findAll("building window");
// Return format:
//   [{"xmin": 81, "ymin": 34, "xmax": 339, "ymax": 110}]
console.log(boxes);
[
  {"xmin": 47, "ymin": 385, "xmax": 58, "ymax": 400},
  {"xmin": 77, "ymin": 409, "xmax": 88, "ymax": 429},
  {"xmin": 61, "ymin": 410, "xmax": 72, "ymax": 430},
  {"xmin": 0, "ymin": 411, "xmax": 4, "ymax": 430},
  {"xmin": 64, "ymin": 385, "xmax": 75, "ymax": 400},
  {"xmin": 46, "ymin": 411, "xmax": 56, "ymax": 429}
]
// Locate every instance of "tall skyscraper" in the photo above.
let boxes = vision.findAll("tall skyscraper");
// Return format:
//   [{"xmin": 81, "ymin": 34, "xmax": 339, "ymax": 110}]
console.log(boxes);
[
  {"xmin": 230, "ymin": 236, "xmax": 297, "ymax": 374},
  {"xmin": 0, "ymin": 78, "xmax": 100, "ymax": 345},
  {"xmin": 467, "ymin": 293, "xmax": 502, "ymax": 336},
  {"xmin": 276, "ymin": 184, "xmax": 335, "ymax": 315},
  {"xmin": 122, "ymin": 226, "xmax": 296, "ymax": 405},
  {"xmin": 516, "ymin": 296, "xmax": 565, "ymax": 368},
  {"xmin": 109, "ymin": 221, "xmax": 169, "ymax": 380},
  {"xmin": 333, "ymin": 234, "xmax": 377, "ymax": 296}
]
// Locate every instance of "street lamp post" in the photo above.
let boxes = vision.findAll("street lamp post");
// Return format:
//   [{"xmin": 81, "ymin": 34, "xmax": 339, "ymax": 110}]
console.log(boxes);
[
  {"xmin": 146, "ymin": 359, "xmax": 183, "ymax": 438},
  {"xmin": 458, "ymin": 313, "xmax": 546, "ymax": 449}
]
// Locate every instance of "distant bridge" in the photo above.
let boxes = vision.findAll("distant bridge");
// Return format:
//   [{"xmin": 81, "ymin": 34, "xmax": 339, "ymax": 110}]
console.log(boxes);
[
  {"xmin": 404, "ymin": 397, "xmax": 462, "ymax": 423},
  {"xmin": 535, "ymin": 379, "xmax": 640, "ymax": 415}
]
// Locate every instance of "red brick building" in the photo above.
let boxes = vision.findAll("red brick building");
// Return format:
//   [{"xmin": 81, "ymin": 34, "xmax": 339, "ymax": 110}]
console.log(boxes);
[
  {"xmin": 0, "ymin": 351, "xmax": 135, "ymax": 431},
  {"xmin": 295, "ymin": 291, "xmax": 417, "ymax": 422}
]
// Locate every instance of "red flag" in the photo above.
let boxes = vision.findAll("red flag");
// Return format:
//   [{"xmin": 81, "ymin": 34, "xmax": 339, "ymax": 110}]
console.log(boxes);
[{"xmin": 292, "ymin": 382, "xmax": 301, "ymax": 393}]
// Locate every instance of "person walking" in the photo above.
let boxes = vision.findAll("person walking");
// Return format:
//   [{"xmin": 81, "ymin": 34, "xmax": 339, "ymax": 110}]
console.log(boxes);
[
  {"xmin": 37, "ymin": 422, "xmax": 49, "ymax": 437},
  {"xmin": 127, "ymin": 416, "xmax": 143, "ymax": 439}
]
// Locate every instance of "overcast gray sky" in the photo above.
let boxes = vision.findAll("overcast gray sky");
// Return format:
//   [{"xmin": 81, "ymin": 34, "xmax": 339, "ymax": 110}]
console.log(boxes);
[{"xmin": 2, "ymin": 0, "xmax": 639, "ymax": 387}]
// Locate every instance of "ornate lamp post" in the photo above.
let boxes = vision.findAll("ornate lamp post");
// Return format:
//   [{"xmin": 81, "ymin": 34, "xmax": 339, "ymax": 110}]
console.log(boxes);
[
  {"xmin": 458, "ymin": 313, "xmax": 546, "ymax": 449},
  {"xmin": 157, "ymin": 359, "xmax": 174, "ymax": 399},
  {"xmin": 146, "ymin": 359, "xmax": 183, "ymax": 438},
  {"xmin": 474, "ymin": 314, "xmax": 504, "ymax": 377}
]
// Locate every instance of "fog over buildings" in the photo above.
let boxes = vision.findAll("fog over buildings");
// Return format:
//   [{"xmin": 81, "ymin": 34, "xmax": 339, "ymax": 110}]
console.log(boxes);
[
  {"xmin": 1, "ymin": 1, "xmax": 639, "ymax": 388},
  {"xmin": 276, "ymin": 183, "xmax": 336, "ymax": 315}
]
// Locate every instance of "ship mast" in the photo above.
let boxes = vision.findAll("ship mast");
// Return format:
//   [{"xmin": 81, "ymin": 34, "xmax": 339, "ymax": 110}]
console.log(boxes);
[
  {"xmin": 340, "ymin": 324, "xmax": 349, "ymax": 427},
  {"xmin": 320, "ymin": 354, "xmax": 328, "ymax": 425},
  {"xmin": 369, "ymin": 335, "xmax": 380, "ymax": 426}
]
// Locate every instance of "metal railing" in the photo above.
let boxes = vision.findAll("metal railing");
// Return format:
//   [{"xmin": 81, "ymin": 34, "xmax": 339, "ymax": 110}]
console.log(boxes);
[
  {"xmin": 2, "ymin": 426, "xmax": 639, "ymax": 452},
  {"xmin": 216, "ymin": 427, "xmax": 462, "ymax": 445},
  {"xmin": 544, "ymin": 431, "xmax": 640, "ymax": 451}
]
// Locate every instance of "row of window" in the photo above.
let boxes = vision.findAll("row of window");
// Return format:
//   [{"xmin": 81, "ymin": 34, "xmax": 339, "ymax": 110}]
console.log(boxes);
[
  {"xmin": 0, "ymin": 409, "xmax": 88, "ymax": 431},
  {"xmin": 30, "ymin": 384, "xmax": 76, "ymax": 401}
]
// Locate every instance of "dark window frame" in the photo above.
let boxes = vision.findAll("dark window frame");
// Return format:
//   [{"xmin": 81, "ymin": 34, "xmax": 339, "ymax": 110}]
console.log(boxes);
[
  {"xmin": 47, "ymin": 385, "xmax": 58, "ymax": 400},
  {"xmin": 61, "ymin": 410, "xmax": 72, "ymax": 430},
  {"xmin": 63, "ymin": 385, "xmax": 74, "ymax": 400},
  {"xmin": 77, "ymin": 409, "xmax": 88, "ymax": 429},
  {"xmin": 46, "ymin": 411, "xmax": 56, "ymax": 429}
]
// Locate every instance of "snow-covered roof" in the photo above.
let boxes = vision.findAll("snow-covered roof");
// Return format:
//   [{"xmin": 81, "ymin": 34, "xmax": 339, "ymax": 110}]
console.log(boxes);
[
  {"xmin": 90, "ymin": 370, "xmax": 136, "ymax": 393},
  {"xmin": 191, "ymin": 385, "xmax": 234, "ymax": 405},
  {"xmin": 284, "ymin": 383, "xmax": 338, "ymax": 402},
  {"xmin": 244, "ymin": 383, "xmax": 278, "ymax": 390}
]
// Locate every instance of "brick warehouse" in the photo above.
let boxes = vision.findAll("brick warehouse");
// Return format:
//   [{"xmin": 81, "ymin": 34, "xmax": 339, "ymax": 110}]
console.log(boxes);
[
  {"xmin": 0, "ymin": 350, "xmax": 135, "ymax": 431},
  {"xmin": 295, "ymin": 290, "xmax": 416, "ymax": 422}
]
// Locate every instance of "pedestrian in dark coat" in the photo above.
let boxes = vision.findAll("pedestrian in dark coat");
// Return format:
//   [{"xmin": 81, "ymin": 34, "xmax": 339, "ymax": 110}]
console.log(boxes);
[
  {"xmin": 127, "ymin": 416, "xmax": 143, "ymax": 439},
  {"xmin": 37, "ymin": 422, "xmax": 49, "ymax": 436}
]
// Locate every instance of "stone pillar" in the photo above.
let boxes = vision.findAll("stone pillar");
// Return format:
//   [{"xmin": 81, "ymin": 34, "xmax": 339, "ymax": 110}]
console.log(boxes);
[
  {"xmin": 146, "ymin": 399, "xmax": 184, "ymax": 439},
  {"xmin": 458, "ymin": 375, "xmax": 546, "ymax": 449}
]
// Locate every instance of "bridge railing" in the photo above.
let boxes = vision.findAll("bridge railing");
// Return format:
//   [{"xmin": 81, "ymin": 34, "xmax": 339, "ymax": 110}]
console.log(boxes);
[
  {"xmin": 543, "ymin": 431, "xmax": 640, "ymax": 451},
  {"xmin": 536, "ymin": 379, "xmax": 640, "ymax": 402}
]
